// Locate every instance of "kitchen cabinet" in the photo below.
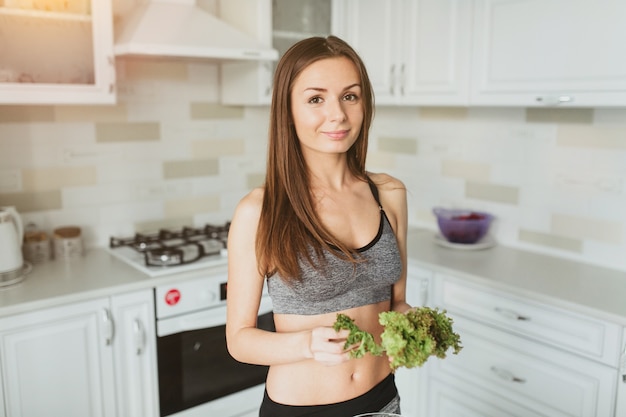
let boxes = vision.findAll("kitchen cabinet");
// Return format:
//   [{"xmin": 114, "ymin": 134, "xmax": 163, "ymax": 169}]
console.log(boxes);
[
  {"xmin": 617, "ymin": 330, "xmax": 626, "ymax": 417},
  {"xmin": 0, "ymin": 363, "xmax": 4, "ymax": 417},
  {"xmin": 220, "ymin": 0, "xmax": 331, "ymax": 105},
  {"xmin": 331, "ymin": 0, "xmax": 472, "ymax": 106},
  {"xmin": 111, "ymin": 290, "xmax": 159, "ymax": 417},
  {"xmin": 0, "ymin": 289, "xmax": 158, "ymax": 417},
  {"xmin": 430, "ymin": 273, "xmax": 623, "ymax": 417},
  {"xmin": 394, "ymin": 263, "xmax": 434, "ymax": 417},
  {"xmin": 0, "ymin": 0, "xmax": 116, "ymax": 105},
  {"xmin": 0, "ymin": 297, "xmax": 116, "ymax": 417},
  {"xmin": 470, "ymin": 0, "xmax": 626, "ymax": 107}
]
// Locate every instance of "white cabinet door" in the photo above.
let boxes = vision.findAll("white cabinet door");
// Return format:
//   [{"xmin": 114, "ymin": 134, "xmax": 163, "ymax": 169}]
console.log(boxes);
[
  {"xmin": 427, "ymin": 378, "xmax": 545, "ymax": 417},
  {"xmin": 332, "ymin": 0, "xmax": 399, "ymax": 104},
  {"xmin": 0, "ymin": 0, "xmax": 116, "ymax": 104},
  {"xmin": 471, "ymin": 0, "xmax": 626, "ymax": 107},
  {"xmin": 394, "ymin": 264, "xmax": 434, "ymax": 417},
  {"xmin": 616, "ymin": 330, "xmax": 626, "ymax": 417},
  {"xmin": 332, "ymin": 0, "xmax": 471, "ymax": 106},
  {"xmin": 400, "ymin": 0, "xmax": 471, "ymax": 105},
  {"xmin": 0, "ymin": 298, "xmax": 116, "ymax": 417},
  {"xmin": 433, "ymin": 316, "xmax": 616, "ymax": 417},
  {"xmin": 0, "ymin": 362, "xmax": 4, "ymax": 417},
  {"xmin": 111, "ymin": 290, "xmax": 160, "ymax": 417}
]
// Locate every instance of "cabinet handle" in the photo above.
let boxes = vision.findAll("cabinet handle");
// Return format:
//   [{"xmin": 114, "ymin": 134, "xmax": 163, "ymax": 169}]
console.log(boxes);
[
  {"xmin": 133, "ymin": 318, "xmax": 147, "ymax": 356},
  {"xmin": 389, "ymin": 64, "xmax": 396, "ymax": 95},
  {"xmin": 619, "ymin": 343, "xmax": 626, "ymax": 384},
  {"xmin": 535, "ymin": 95, "xmax": 574, "ymax": 105},
  {"xmin": 399, "ymin": 63, "xmax": 405, "ymax": 96},
  {"xmin": 490, "ymin": 366, "xmax": 526, "ymax": 383},
  {"xmin": 494, "ymin": 307, "xmax": 530, "ymax": 321},
  {"xmin": 102, "ymin": 308, "xmax": 115, "ymax": 346}
]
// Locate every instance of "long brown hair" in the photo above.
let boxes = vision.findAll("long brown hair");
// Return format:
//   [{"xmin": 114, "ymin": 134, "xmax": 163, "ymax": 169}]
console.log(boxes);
[{"xmin": 256, "ymin": 35, "xmax": 375, "ymax": 281}]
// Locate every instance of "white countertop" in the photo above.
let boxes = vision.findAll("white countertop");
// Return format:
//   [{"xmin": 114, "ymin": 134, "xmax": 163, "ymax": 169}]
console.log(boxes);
[
  {"xmin": 2, "ymin": 228, "xmax": 626, "ymax": 325},
  {"xmin": 0, "ymin": 249, "xmax": 228, "ymax": 318},
  {"xmin": 407, "ymin": 228, "xmax": 626, "ymax": 325}
]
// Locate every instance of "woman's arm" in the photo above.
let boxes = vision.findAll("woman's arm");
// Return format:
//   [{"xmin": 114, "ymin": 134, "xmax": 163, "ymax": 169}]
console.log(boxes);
[{"xmin": 225, "ymin": 188, "xmax": 351, "ymax": 366}]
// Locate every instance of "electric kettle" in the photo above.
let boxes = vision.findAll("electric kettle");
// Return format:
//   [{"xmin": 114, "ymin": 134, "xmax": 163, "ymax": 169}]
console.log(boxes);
[{"xmin": 0, "ymin": 206, "xmax": 24, "ymax": 274}]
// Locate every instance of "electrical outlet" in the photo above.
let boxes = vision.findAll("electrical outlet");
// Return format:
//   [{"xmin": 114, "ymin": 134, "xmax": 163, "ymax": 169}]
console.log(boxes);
[{"xmin": 0, "ymin": 170, "xmax": 21, "ymax": 193}]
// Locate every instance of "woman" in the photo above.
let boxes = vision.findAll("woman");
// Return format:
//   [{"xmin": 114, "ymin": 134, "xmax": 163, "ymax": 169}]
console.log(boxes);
[{"xmin": 226, "ymin": 35, "xmax": 411, "ymax": 416}]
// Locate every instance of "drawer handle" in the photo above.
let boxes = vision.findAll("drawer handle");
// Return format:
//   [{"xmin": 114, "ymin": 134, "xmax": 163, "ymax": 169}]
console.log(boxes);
[
  {"xmin": 490, "ymin": 366, "xmax": 526, "ymax": 384},
  {"xmin": 494, "ymin": 307, "xmax": 530, "ymax": 321}
]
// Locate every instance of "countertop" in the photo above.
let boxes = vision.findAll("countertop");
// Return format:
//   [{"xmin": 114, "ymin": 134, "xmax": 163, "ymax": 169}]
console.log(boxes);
[
  {"xmin": 407, "ymin": 229, "xmax": 626, "ymax": 325},
  {"xmin": 1, "ymin": 228, "xmax": 626, "ymax": 325}
]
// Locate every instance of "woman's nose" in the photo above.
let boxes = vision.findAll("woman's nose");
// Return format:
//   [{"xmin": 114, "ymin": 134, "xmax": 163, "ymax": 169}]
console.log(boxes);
[{"xmin": 328, "ymin": 100, "xmax": 347, "ymax": 122}]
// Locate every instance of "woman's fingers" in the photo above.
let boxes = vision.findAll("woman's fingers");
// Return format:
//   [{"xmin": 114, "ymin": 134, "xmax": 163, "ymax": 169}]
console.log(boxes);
[{"xmin": 309, "ymin": 327, "xmax": 352, "ymax": 365}]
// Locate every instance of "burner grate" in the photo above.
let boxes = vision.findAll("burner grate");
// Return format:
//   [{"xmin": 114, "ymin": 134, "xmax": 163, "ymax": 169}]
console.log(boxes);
[{"xmin": 109, "ymin": 222, "xmax": 230, "ymax": 267}]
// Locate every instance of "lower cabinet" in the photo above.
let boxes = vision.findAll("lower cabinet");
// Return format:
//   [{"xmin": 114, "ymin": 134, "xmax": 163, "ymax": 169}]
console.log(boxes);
[
  {"xmin": 431, "ymin": 316, "xmax": 616, "ymax": 417},
  {"xmin": 430, "ymin": 272, "xmax": 623, "ymax": 417},
  {"xmin": 111, "ymin": 290, "xmax": 160, "ymax": 417},
  {"xmin": 395, "ymin": 263, "xmax": 434, "ymax": 417},
  {"xmin": 0, "ymin": 345, "xmax": 6, "ymax": 417},
  {"xmin": 0, "ymin": 289, "xmax": 158, "ymax": 417},
  {"xmin": 616, "ymin": 331, "xmax": 626, "ymax": 417}
]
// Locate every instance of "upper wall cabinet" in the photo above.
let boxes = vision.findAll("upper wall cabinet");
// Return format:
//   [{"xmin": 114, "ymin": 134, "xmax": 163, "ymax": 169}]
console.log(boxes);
[
  {"xmin": 332, "ymin": 0, "xmax": 472, "ymax": 106},
  {"xmin": 220, "ymin": 0, "xmax": 331, "ymax": 106},
  {"xmin": 471, "ymin": 0, "xmax": 626, "ymax": 107},
  {"xmin": 0, "ymin": 0, "xmax": 116, "ymax": 105}
]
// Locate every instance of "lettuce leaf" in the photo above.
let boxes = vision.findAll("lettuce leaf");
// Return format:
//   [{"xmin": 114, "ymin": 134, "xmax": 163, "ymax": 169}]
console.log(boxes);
[{"xmin": 333, "ymin": 308, "xmax": 462, "ymax": 371}]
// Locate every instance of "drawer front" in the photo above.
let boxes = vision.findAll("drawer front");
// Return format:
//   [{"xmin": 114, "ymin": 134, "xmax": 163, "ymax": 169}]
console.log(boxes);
[
  {"xmin": 432, "ymin": 316, "xmax": 616, "ymax": 417},
  {"xmin": 428, "ymin": 378, "xmax": 545, "ymax": 417},
  {"xmin": 434, "ymin": 274, "xmax": 622, "ymax": 366}
]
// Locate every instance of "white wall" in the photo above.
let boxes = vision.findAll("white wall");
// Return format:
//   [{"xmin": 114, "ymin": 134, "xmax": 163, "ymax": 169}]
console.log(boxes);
[{"xmin": 0, "ymin": 60, "xmax": 624, "ymax": 272}]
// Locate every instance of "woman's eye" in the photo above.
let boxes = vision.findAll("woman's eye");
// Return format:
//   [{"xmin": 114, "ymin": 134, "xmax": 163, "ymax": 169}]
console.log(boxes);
[
  {"xmin": 343, "ymin": 93, "xmax": 359, "ymax": 101},
  {"xmin": 308, "ymin": 96, "xmax": 323, "ymax": 104}
]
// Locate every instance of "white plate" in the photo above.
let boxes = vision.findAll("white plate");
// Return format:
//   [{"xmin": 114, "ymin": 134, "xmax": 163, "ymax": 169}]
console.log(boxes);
[{"xmin": 434, "ymin": 234, "xmax": 496, "ymax": 251}]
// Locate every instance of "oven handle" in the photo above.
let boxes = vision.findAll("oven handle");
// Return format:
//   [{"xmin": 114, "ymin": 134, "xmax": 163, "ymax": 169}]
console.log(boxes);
[{"xmin": 157, "ymin": 296, "xmax": 273, "ymax": 337}]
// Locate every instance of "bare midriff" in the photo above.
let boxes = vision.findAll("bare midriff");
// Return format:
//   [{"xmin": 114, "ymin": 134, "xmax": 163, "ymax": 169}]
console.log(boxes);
[{"xmin": 266, "ymin": 299, "xmax": 392, "ymax": 406}]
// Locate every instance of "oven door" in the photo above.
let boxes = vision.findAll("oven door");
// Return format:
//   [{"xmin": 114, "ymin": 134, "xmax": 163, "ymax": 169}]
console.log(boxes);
[{"xmin": 156, "ymin": 297, "xmax": 274, "ymax": 417}]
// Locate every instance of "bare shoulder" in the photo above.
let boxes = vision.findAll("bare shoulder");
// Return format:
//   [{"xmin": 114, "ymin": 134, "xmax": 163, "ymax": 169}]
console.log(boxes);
[
  {"xmin": 367, "ymin": 172, "xmax": 406, "ymax": 192},
  {"xmin": 367, "ymin": 172, "xmax": 407, "ymax": 232},
  {"xmin": 232, "ymin": 187, "xmax": 264, "ymax": 228}
]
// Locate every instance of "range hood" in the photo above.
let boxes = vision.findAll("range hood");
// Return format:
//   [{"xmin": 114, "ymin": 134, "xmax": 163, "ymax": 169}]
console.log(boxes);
[{"xmin": 113, "ymin": 0, "xmax": 278, "ymax": 61}]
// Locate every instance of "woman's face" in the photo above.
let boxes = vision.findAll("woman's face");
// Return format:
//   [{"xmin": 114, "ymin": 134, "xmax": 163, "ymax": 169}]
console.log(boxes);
[{"xmin": 290, "ymin": 56, "xmax": 364, "ymax": 158}]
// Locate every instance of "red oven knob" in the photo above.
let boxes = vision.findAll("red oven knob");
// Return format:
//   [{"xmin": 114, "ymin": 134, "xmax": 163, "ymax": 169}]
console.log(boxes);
[{"xmin": 165, "ymin": 289, "xmax": 181, "ymax": 306}]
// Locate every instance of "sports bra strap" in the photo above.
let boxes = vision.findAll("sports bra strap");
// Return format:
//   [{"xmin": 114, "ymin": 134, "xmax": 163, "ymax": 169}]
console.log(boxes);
[{"xmin": 367, "ymin": 176, "xmax": 383, "ymax": 209}]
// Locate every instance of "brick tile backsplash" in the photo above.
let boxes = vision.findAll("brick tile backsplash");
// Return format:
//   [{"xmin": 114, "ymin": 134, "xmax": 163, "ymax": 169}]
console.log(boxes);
[
  {"xmin": 96, "ymin": 122, "xmax": 160, "ymax": 142},
  {"xmin": 0, "ymin": 60, "xmax": 625, "ymax": 272}
]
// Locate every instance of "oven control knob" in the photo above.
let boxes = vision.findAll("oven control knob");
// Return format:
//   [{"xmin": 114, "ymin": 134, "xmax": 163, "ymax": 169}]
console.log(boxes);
[{"xmin": 198, "ymin": 290, "xmax": 216, "ymax": 304}]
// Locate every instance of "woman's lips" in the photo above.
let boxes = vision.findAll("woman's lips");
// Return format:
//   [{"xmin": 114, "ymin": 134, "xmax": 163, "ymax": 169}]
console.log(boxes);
[{"xmin": 324, "ymin": 129, "xmax": 350, "ymax": 139}]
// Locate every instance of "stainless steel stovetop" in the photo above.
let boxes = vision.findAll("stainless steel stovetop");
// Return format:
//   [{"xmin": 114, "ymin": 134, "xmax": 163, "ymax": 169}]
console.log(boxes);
[{"xmin": 108, "ymin": 223, "xmax": 229, "ymax": 277}]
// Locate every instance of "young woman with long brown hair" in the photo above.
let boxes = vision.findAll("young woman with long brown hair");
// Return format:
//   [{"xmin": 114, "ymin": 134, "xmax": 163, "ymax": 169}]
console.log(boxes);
[{"xmin": 226, "ymin": 35, "xmax": 411, "ymax": 416}]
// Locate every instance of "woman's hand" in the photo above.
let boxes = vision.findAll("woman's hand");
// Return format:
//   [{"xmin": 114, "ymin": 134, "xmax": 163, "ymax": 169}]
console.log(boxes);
[{"xmin": 307, "ymin": 327, "xmax": 352, "ymax": 366}]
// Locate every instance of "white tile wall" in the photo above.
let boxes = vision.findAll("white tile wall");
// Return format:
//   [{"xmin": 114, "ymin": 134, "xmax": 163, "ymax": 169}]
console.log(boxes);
[{"xmin": 0, "ymin": 61, "xmax": 625, "ymax": 274}]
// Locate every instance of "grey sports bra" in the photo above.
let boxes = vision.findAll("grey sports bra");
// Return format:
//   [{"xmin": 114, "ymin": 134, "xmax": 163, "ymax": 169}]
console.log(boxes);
[{"xmin": 266, "ymin": 180, "xmax": 402, "ymax": 315}]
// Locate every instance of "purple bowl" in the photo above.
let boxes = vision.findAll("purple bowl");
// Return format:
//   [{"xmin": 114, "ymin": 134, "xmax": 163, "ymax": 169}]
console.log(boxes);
[{"xmin": 433, "ymin": 207, "xmax": 494, "ymax": 244}]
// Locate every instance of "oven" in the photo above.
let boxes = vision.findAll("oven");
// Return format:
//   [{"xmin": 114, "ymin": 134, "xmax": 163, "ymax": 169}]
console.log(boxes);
[
  {"xmin": 154, "ymin": 269, "xmax": 274, "ymax": 417},
  {"xmin": 108, "ymin": 223, "xmax": 273, "ymax": 417}
]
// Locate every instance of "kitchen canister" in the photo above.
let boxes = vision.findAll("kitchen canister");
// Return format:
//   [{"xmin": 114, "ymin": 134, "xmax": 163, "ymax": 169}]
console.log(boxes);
[
  {"xmin": 22, "ymin": 223, "xmax": 51, "ymax": 264},
  {"xmin": 53, "ymin": 226, "xmax": 84, "ymax": 260}
]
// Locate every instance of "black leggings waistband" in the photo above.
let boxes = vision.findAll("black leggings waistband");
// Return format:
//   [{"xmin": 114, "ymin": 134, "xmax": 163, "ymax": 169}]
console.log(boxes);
[{"xmin": 259, "ymin": 373, "xmax": 397, "ymax": 417}]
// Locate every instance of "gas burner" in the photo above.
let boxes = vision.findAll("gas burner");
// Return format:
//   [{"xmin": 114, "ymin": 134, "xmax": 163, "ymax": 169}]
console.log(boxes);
[{"xmin": 109, "ymin": 222, "xmax": 230, "ymax": 269}]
